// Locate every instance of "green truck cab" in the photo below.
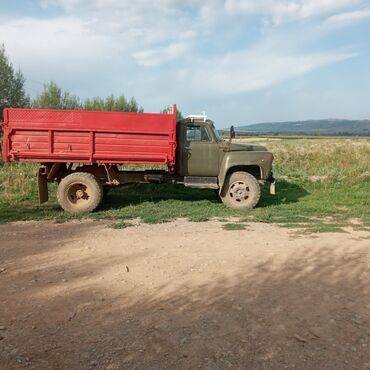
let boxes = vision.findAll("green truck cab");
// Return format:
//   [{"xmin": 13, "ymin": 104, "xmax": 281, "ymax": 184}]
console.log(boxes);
[{"xmin": 176, "ymin": 116, "xmax": 275, "ymax": 209}]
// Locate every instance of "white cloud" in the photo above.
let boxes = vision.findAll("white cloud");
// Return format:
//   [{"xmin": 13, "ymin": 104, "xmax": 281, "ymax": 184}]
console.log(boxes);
[
  {"xmin": 133, "ymin": 42, "xmax": 190, "ymax": 66},
  {"xmin": 41, "ymin": 0, "xmax": 205, "ymax": 40},
  {"xmin": 324, "ymin": 8, "xmax": 370, "ymax": 26},
  {"xmin": 38, "ymin": 0, "xmax": 210, "ymax": 66},
  {"xmin": 0, "ymin": 0, "xmax": 365, "ymax": 119},
  {"xmin": 0, "ymin": 16, "xmax": 109, "ymax": 57},
  {"xmin": 0, "ymin": 16, "xmax": 119, "ymax": 96},
  {"xmin": 179, "ymin": 45, "xmax": 357, "ymax": 95},
  {"xmin": 224, "ymin": 0, "xmax": 363, "ymax": 25}
]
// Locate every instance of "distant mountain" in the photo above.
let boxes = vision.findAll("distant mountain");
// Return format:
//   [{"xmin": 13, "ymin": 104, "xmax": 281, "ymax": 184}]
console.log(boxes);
[{"xmin": 234, "ymin": 119, "xmax": 370, "ymax": 136}]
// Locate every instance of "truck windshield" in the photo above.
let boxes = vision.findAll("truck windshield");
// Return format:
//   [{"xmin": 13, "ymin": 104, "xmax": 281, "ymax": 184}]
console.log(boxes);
[{"xmin": 211, "ymin": 124, "xmax": 223, "ymax": 141}]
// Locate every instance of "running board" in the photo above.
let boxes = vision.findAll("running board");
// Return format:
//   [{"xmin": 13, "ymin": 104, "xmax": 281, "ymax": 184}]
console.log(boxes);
[{"xmin": 184, "ymin": 176, "xmax": 219, "ymax": 189}]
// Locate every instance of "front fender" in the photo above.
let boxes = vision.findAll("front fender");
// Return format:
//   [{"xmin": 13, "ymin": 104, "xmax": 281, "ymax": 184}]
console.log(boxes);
[{"xmin": 218, "ymin": 151, "xmax": 273, "ymax": 188}]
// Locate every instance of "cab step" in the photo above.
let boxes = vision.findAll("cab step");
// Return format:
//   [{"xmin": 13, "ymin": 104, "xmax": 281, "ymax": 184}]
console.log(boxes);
[{"xmin": 184, "ymin": 176, "xmax": 219, "ymax": 189}]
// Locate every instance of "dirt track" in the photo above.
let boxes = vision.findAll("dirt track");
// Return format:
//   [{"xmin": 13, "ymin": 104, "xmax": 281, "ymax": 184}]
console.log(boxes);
[{"xmin": 0, "ymin": 220, "xmax": 369, "ymax": 370}]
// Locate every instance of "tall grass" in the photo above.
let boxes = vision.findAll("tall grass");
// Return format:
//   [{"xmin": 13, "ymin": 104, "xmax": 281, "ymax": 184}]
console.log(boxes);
[
  {"xmin": 243, "ymin": 137, "xmax": 370, "ymax": 183},
  {"xmin": 0, "ymin": 162, "xmax": 39, "ymax": 201},
  {"xmin": 0, "ymin": 137, "xmax": 369, "ymax": 231}
]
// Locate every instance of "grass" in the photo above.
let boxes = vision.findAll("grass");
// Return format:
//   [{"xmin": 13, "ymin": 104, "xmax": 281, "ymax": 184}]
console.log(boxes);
[
  {"xmin": 223, "ymin": 223, "xmax": 247, "ymax": 231},
  {"xmin": 0, "ymin": 137, "xmax": 369, "ymax": 232},
  {"xmin": 110, "ymin": 220, "xmax": 135, "ymax": 229}
]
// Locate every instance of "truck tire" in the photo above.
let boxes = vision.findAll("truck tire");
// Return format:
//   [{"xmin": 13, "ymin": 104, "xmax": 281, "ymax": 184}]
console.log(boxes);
[
  {"xmin": 220, "ymin": 171, "xmax": 261, "ymax": 209},
  {"xmin": 57, "ymin": 172, "xmax": 103, "ymax": 213}
]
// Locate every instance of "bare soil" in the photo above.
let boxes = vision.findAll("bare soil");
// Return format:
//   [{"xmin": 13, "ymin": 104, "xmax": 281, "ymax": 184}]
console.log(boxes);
[{"xmin": 0, "ymin": 220, "xmax": 369, "ymax": 370}]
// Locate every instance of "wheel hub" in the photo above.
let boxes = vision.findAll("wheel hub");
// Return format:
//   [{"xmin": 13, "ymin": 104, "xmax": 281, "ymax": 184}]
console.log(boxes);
[
  {"xmin": 67, "ymin": 184, "xmax": 90, "ymax": 204},
  {"xmin": 230, "ymin": 181, "xmax": 249, "ymax": 202},
  {"xmin": 76, "ymin": 189, "xmax": 85, "ymax": 199}
]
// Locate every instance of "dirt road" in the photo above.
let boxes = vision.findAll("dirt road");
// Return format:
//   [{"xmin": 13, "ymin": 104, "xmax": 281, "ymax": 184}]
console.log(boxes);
[{"xmin": 0, "ymin": 220, "xmax": 369, "ymax": 369}]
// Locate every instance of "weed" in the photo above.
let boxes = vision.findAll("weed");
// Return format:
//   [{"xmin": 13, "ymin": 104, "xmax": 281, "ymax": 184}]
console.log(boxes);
[
  {"xmin": 223, "ymin": 223, "xmax": 247, "ymax": 231},
  {"xmin": 111, "ymin": 221, "xmax": 134, "ymax": 229}
]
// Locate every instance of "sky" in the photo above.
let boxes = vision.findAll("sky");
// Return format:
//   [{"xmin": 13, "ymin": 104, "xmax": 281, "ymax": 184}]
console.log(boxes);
[{"xmin": 1, "ymin": 0, "xmax": 370, "ymax": 126}]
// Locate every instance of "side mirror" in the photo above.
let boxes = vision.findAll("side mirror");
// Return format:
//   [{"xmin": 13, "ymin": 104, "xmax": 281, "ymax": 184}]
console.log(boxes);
[{"xmin": 230, "ymin": 125, "xmax": 235, "ymax": 139}]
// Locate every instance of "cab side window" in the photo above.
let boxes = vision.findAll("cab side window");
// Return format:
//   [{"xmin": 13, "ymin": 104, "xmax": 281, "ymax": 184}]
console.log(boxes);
[{"xmin": 186, "ymin": 126, "xmax": 210, "ymax": 142}]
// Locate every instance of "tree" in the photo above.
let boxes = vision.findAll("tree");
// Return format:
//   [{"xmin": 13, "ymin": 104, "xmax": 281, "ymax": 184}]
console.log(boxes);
[
  {"xmin": 83, "ymin": 94, "xmax": 143, "ymax": 112},
  {"xmin": 0, "ymin": 44, "xmax": 30, "ymax": 120},
  {"xmin": 32, "ymin": 81, "xmax": 144, "ymax": 113},
  {"xmin": 161, "ymin": 105, "xmax": 183, "ymax": 120},
  {"xmin": 84, "ymin": 97, "xmax": 105, "ymax": 111},
  {"xmin": 32, "ymin": 81, "xmax": 81, "ymax": 110},
  {"xmin": 127, "ymin": 97, "xmax": 143, "ymax": 113}
]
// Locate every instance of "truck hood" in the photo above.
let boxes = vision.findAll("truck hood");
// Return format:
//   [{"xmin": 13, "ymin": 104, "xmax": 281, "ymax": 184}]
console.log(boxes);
[{"xmin": 228, "ymin": 142, "xmax": 267, "ymax": 152}]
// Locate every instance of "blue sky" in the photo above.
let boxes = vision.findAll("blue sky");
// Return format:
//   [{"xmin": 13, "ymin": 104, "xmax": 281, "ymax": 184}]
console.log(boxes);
[{"xmin": 1, "ymin": 0, "xmax": 370, "ymax": 126}]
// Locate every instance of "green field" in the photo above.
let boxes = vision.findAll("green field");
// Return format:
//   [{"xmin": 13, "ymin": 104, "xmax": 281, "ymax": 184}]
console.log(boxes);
[{"xmin": 0, "ymin": 137, "xmax": 369, "ymax": 232}]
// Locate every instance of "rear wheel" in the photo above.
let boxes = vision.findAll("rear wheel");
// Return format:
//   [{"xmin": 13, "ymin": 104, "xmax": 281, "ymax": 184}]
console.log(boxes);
[
  {"xmin": 220, "ymin": 171, "xmax": 261, "ymax": 209},
  {"xmin": 57, "ymin": 172, "xmax": 103, "ymax": 213}
]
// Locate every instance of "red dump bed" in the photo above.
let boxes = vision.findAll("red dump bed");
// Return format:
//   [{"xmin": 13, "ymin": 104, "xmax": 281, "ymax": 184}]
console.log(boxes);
[{"xmin": 1, "ymin": 106, "xmax": 177, "ymax": 166}]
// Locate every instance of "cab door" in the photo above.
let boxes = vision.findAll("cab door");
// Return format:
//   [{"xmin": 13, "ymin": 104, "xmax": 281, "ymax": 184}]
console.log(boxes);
[{"xmin": 177, "ymin": 123, "xmax": 219, "ymax": 176}]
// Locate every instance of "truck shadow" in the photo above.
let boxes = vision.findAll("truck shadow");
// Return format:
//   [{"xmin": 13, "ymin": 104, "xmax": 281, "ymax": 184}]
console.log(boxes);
[
  {"xmin": 101, "ymin": 180, "xmax": 308, "ymax": 210},
  {"xmin": 0, "ymin": 181, "xmax": 308, "ymax": 223},
  {"xmin": 258, "ymin": 180, "xmax": 309, "ymax": 207}
]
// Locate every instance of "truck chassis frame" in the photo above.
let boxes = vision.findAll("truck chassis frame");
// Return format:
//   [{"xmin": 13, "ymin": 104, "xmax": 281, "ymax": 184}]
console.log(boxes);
[{"xmin": 37, "ymin": 162, "xmax": 221, "ymax": 204}]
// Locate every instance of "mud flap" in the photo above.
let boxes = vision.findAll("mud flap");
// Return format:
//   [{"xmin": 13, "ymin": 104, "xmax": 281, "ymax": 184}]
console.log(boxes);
[
  {"xmin": 269, "ymin": 180, "xmax": 276, "ymax": 195},
  {"xmin": 37, "ymin": 168, "xmax": 49, "ymax": 204}
]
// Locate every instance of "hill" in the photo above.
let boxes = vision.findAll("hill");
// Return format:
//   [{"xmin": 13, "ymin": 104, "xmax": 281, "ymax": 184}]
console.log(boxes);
[{"xmin": 234, "ymin": 119, "xmax": 370, "ymax": 136}]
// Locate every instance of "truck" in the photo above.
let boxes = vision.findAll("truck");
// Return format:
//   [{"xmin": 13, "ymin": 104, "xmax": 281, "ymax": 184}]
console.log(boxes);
[{"xmin": 1, "ymin": 105, "xmax": 275, "ymax": 213}]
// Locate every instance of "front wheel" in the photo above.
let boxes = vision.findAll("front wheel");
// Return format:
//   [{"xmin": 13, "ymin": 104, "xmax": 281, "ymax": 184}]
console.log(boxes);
[
  {"xmin": 57, "ymin": 172, "xmax": 103, "ymax": 213},
  {"xmin": 220, "ymin": 171, "xmax": 261, "ymax": 209}
]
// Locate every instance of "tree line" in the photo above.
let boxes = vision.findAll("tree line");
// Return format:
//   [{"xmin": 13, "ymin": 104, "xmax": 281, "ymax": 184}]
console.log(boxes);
[{"xmin": 0, "ymin": 44, "xmax": 182, "ymax": 121}]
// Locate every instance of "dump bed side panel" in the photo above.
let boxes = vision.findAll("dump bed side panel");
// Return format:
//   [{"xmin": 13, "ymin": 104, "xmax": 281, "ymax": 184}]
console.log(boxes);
[{"xmin": 2, "ymin": 107, "xmax": 177, "ymax": 166}]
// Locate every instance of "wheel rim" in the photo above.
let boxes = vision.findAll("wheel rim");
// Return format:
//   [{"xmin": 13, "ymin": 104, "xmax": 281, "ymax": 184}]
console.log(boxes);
[
  {"xmin": 229, "ymin": 181, "xmax": 250, "ymax": 204},
  {"xmin": 67, "ymin": 183, "xmax": 91, "ymax": 208}
]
